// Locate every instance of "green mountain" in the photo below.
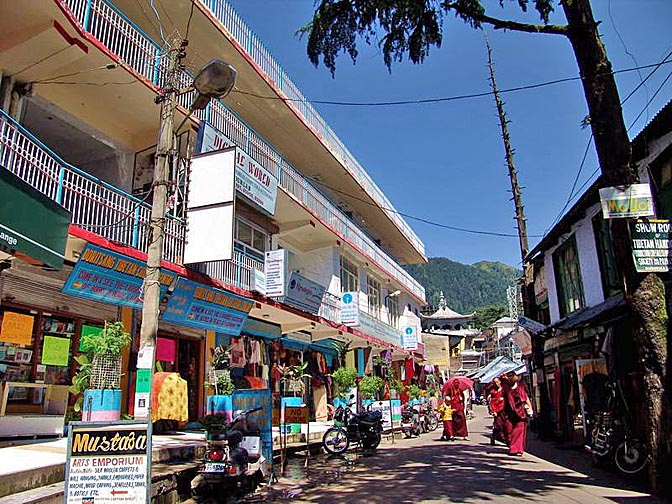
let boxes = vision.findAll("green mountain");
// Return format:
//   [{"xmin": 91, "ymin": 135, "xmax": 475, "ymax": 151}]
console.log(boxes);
[{"xmin": 404, "ymin": 258, "xmax": 521, "ymax": 314}]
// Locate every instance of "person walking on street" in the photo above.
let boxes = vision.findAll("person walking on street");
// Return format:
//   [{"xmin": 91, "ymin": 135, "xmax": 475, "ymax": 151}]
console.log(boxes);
[
  {"xmin": 450, "ymin": 381, "xmax": 469, "ymax": 440},
  {"xmin": 503, "ymin": 371, "xmax": 533, "ymax": 456},
  {"xmin": 487, "ymin": 376, "xmax": 507, "ymax": 446},
  {"xmin": 438, "ymin": 395, "xmax": 454, "ymax": 441}
]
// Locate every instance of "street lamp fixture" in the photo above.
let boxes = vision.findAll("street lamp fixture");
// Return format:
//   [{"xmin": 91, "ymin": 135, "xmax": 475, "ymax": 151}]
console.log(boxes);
[{"xmin": 191, "ymin": 59, "xmax": 237, "ymax": 110}]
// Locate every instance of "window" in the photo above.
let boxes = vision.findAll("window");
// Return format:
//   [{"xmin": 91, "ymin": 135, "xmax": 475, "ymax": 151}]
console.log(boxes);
[
  {"xmin": 387, "ymin": 296, "xmax": 400, "ymax": 327},
  {"xmin": 367, "ymin": 275, "xmax": 381, "ymax": 317},
  {"xmin": 553, "ymin": 235, "xmax": 585, "ymax": 317},
  {"xmin": 340, "ymin": 256, "xmax": 359, "ymax": 293},
  {"xmin": 235, "ymin": 218, "xmax": 268, "ymax": 261},
  {"xmin": 592, "ymin": 214, "xmax": 621, "ymax": 298}
]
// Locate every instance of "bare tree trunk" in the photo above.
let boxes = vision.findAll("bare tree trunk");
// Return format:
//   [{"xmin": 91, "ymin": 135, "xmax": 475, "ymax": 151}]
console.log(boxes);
[{"xmin": 561, "ymin": 0, "xmax": 669, "ymax": 491}]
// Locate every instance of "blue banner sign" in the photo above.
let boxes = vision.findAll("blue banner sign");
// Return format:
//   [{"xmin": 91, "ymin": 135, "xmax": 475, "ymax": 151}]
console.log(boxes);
[
  {"xmin": 162, "ymin": 278, "xmax": 253, "ymax": 334},
  {"xmin": 242, "ymin": 317, "xmax": 282, "ymax": 339},
  {"xmin": 62, "ymin": 244, "xmax": 176, "ymax": 309},
  {"xmin": 358, "ymin": 310, "xmax": 403, "ymax": 347}
]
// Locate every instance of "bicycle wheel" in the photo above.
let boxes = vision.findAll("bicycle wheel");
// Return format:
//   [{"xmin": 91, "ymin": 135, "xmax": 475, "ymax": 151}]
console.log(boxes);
[
  {"xmin": 427, "ymin": 414, "xmax": 439, "ymax": 432},
  {"xmin": 614, "ymin": 439, "xmax": 647, "ymax": 475},
  {"xmin": 322, "ymin": 426, "xmax": 350, "ymax": 455}
]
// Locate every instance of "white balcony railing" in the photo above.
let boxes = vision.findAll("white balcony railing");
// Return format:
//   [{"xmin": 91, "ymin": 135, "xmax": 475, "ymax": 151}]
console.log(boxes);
[
  {"xmin": 56, "ymin": 0, "xmax": 426, "ymax": 302},
  {"xmin": 197, "ymin": 0, "xmax": 426, "ymax": 259},
  {"xmin": 0, "ymin": 109, "xmax": 184, "ymax": 263}
]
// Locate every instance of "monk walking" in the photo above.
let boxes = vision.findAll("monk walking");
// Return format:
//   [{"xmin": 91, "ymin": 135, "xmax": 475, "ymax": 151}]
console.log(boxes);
[
  {"xmin": 487, "ymin": 376, "xmax": 507, "ymax": 446},
  {"xmin": 503, "ymin": 371, "xmax": 533, "ymax": 456},
  {"xmin": 449, "ymin": 381, "xmax": 469, "ymax": 440}
]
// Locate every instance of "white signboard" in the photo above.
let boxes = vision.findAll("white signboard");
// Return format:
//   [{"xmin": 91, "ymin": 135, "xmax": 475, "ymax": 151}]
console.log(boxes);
[
  {"xmin": 284, "ymin": 272, "xmax": 326, "ymax": 315},
  {"xmin": 264, "ymin": 249, "xmax": 287, "ymax": 297},
  {"xmin": 401, "ymin": 325, "xmax": 418, "ymax": 351},
  {"xmin": 341, "ymin": 291, "xmax": 359, "ymax": 327},
  {"xmin": 253, "ymin": 268, "xmax": 266, "ymax": 295},
  {"xmin": 184, "ymin": 149, "xmax": 236, "ymax": 264},
  {"xmin": 65, "ymin": 421, "xmax": 151, "ymax": 504},
  {"xmin": 370, "ymin": 400, "xmax": 392, "ymax": 431},
  {"xmin": 198, "ymin": 123, "xmax": 278, "ymax": 215},
  {"xmin": 599, "ymin": 183, "xmax": 654, "ymax": 219}
]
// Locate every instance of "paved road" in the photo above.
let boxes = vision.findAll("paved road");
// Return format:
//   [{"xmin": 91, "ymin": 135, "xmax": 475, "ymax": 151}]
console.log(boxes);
[{"xmin": 257, "ymin": 406, "xmax": 658, "ymax": 504}]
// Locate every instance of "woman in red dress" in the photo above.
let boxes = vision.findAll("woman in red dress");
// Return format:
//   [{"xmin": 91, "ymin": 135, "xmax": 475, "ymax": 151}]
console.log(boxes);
[
  {"xmin": 503, "ymin": 372, "xmax": 533, "ymax": 456},
  {"xmin": 487, "ymin": 376, "xmax": 506, "ymax": 446},
  {"xmin": 449, "ymin": 381, "xmax": 469, "ymax": 440}
]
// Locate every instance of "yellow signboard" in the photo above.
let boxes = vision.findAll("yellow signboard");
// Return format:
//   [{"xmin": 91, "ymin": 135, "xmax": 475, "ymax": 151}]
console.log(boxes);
[
  {"xmin": 284, "ymin": 406, "xmax": 309, "ymax": 424},
  {"xmin": 0, "ymin": 312, "xmax": 34, "ymax": 346}
]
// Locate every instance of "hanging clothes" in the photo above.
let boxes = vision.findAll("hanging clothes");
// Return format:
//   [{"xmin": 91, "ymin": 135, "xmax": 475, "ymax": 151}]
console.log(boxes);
[{"xmin": 230, "ymin": 337, "xmax": 246, "ymax": 368}]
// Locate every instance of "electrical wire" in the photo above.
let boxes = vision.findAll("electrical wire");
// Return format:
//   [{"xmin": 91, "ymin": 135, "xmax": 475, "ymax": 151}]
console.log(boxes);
[
  {"xmin": 149, "ymin": 0, "xmax": 169, "ymax": 45},
  {"xmin": 31, "ymin": 64, "xmax": 119, "ymax": 84},
  {"xmin": 626, "ymin": 69, "xmax": 672, "ymax": 134},
  {"xmin": 185, "ymin": 0, "xmax": 196, "ymax": 41},
  {"xmin": 230, "ymin": 60, "xmax": 672, "ymax": 108},
  {"xmin": 12, "ymin": 47, "xmax": 71, "ymax": 77}
]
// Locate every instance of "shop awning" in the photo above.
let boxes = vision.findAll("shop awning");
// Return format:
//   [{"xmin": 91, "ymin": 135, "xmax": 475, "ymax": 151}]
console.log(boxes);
[{"xmin": 0, "ymin": 168, "xmax": 71, "ymax": 270}]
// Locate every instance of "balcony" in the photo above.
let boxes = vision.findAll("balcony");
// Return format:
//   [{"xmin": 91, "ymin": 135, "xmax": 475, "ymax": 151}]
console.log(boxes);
[{"xmin": 4, "ymin": 0, "xmax": 425, "ymax": 303}]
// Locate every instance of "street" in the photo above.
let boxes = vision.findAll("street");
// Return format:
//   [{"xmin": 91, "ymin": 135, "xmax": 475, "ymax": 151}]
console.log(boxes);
[{"xmin": 254, "ymin": 407, "xmax": 658, "ymax": 504}]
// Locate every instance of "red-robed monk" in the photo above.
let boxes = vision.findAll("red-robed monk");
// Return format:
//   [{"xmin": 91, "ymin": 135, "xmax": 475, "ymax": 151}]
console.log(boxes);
[
  {"xmin": 449, "ymin": 381, "xmax": 469, "ymax": 440},
  {"xmin": 487, "ymin": 376, "xmax": 507, "ymax": 446},
  {"xmin": 503, "ymin": 371, "xmax": 533, "ymax": 456}
]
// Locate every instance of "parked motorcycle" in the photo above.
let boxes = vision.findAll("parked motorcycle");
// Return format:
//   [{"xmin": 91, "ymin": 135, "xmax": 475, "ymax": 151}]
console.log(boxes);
[
  {"xmin": 584, "ymin": 379, "xmax": 648, "ymax": 475},
  {"xmin": 423, "ymin": 405, "xmax": 439, "ymax": 432},
  {"xmin": 322, "ymin": 403, "xmax": 383, "ymax": 454},
  {"xmin": 400, "ymin": 404, "xmax": 421, "ymax": 438},
  {"xmin": 189, "ymin": 407, "xmax": 266, "ymax": 503}
]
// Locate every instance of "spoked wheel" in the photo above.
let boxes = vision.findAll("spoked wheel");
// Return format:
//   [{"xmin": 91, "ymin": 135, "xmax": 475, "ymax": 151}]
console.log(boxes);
[
  {"xmin": 363, "ymin": 429, "xmax": 382, "ymax": 450},
  {"xmin": 614, "ymin": 440, "xmax": 648, "ymax": 475},
  {"xmin": 427, "ymin": 414, "xmax": 439, "ymax": 432},
  {"xmin": 322, "ymin": 426, "xmax": 350, "ymax": 455}
]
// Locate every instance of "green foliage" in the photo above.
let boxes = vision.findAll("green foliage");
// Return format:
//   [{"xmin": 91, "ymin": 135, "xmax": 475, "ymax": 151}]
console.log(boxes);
[
  {"xmin": 405, "ymin": 258, "xmax": 521, "ymax": 313},
  {"xmin": 359, "ymin": 375, "xmax": 384, "ymax": 400},
  {"xmin": 473, "ymin": 303, "xmax": 509, "ymax": 329},
  {"xmin": 79, "ymin": 321, "xmax": 131, "ymax": 356},
  {"xmin": 332, "ymin": 340, "xmax": 351, "ymax": 367},
  {"xmin": 69, "ymin": 354, "xmax": 91, "ymax": 412},
  {"xmin": 300, "ymin": 0, "xmax": 556, "ymax": 75},
  {"xmin": 408, "ymin": 384, "xmax": 423, "ymax": 400},
  {"xmin": 215, "ymin": 369, "xmax": 234, "ymax": 396},
  {"xmin": 331, "ymin": 367, "xmax": 357, "ymax": 397}
]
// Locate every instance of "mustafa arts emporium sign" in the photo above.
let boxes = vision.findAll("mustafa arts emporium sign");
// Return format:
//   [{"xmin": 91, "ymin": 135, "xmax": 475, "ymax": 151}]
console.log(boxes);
[{"xmin": 65, "ymin": 421, "xmax": 151, "ymax": 504}]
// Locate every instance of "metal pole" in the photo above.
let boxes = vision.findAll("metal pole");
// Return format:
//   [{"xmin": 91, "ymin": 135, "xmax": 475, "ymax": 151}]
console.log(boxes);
[{"xmin": 136, "ymin": 46, "xmax": 180, "ymax": 422}]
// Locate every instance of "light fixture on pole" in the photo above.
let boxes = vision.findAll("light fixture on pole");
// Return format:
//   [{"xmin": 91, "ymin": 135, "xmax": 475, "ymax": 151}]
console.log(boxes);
[{"xmin": 136, "ymin": 53, "xmax": 237, "ymax": 422}]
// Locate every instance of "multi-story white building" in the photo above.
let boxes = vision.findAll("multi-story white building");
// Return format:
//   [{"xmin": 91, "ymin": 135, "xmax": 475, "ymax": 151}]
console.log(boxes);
[{"xmin": 0, "ymin": 0, "xmax": 427, "ymax": 430}]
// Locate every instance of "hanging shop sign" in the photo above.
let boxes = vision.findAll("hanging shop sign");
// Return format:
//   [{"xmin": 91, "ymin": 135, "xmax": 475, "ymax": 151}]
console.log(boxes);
[
  {"xmin": 184, "ymin": 148, "xmax": 236, "ymax": 264},
  {"xmin": 599, "ymin": 183, "xmax": 654, "ymax": 219},
  {"xmin": 252, "ymin": 268, "xmax": 266, "ymax": 295},
  {"xmin": 62, "ymin": 244, "xmax": 176, "ymax": 309},
  {"xmin": 197, "ymin": 123, "xmax": 278, "ymax": 216},
  {"xmin": 65, "ymin": 421, "xmax": 151, "ymax": 504},
  {"xmin": 630, "ymin": 219, "xmax": 671, "ymax": 273},
  {"xmin": 401, "ymin": 325, "xmax": 418, "ymax": 351},
  {"xmin": 264, "ymin": 249, "xmax": 287, "ymax": 297},
  {"xmin": 358, "ymin": 311, "xmax": 402, "ymax": 347},
  {"xmin": 162, "ymin": 278, "xmax": 253, "ymax": 335},
  {"xmin": 0, "ymin": 168, "xmax": 71, "ymax": 270},
  {"xmin": 341, "ymin": 291, "xmax": 360, "ymax": 327},
  {"xmin": 242, "ymin": 317, "xmax": 282, "ymax": 339},
  {"xmin": 283, "ymin": 272, "xmax": 326, "ymax": 316}
]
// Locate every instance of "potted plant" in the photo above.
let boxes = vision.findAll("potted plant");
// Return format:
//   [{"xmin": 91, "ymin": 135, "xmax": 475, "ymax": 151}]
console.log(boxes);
[
  {"xmin": 359, "ymin": 375, "xmax": 384, "ymax": 403},
  {"xmin": 279, "ymin": 363, "xmax": 310, "ymax": 434},
  {"xmin": 70, "ymin": 321, "xmax": 131, "ymax": 421},
  {"xmin": 331, "ymin": 366, "xmax": 357, "ymax": 408},
  {"xmin": 205, "ymin": 345, "xmax": 235, "ymax": 422}
]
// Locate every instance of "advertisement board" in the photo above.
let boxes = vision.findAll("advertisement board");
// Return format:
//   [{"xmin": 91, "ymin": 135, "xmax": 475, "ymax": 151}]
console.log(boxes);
[
  {"xmin": 62, "ymin": 244, "xmax": 176, "ymax": 309},
  {"xmin": 341, "ymin": 291, "xmax": 359, "ymax": 327},
  {"xmin": 283, "ymin": 272, "xmax": 326, "ymax": 316},
  {"xmin": 162, "ymin": 278, "xmax": 253, "ymax": 334},
  {"xmin": 65, "ymin": 421, "xmax": 151, "ymax": 504},
  {"xmin": 630, "ymin": 219, "xmax": 671, "ymax": 272},
  {"xmin": 401, "ymin": 325, "xmax": 418, "ymax": 351},
  {"xmin": 599, "ymin": 183, "xmax": 654, "ymax": 219},
  {"xmin": 264, "ymin": 249, "xmax": 287, "ymax": 297}
]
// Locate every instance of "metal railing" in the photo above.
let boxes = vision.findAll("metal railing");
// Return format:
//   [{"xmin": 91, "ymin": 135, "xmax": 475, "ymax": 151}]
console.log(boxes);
[
  {"xmin": 55, "ymin": 0, "xmax": 425, "ymax": 301},
  {"xmin": 0, "ymin": 109, "xmax": 185, "ymax": 262},
  {"xmin": 193, "ymin": 252, "xmax": 262, "ymax": 292},
  {"xmin": 196, "ymin": 0, "xmax": 426, "ymax": 259}
]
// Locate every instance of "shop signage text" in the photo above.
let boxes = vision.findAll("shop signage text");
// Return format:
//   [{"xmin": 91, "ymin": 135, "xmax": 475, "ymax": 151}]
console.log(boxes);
[
  {"xmin": 283, "ymin": 406, "xmax": 309, "ymax": 424},
  {"xmin": 242, "ymin": 317, "xmax": 281, "ymax": 339},
  {"xmin": 341, "ymin": 292, "xmax": 359, "ymax": 327},
  {"xmin": 65, "ymin": 422, "xmax": 151, "ymax": 504},
  {"xmin": 599, "ymin": 184, "xmax": 654, "ymax": 219},
  {"xmin": 162, "ymin": 278, "xmax": 253, "ymax": 334},
  {"xmin": 62, "ymin": 244, "xmax": 176, "ymax": 309},
  {"xmin": 197, "ymin": 123, "xmax": 278, "ymax": 215},
  {"xmin": 630, "ymin": 219, "xmax": 671, "ymax": 272},
  {"xmin": 401, "ymin": 325, "xmax": 418, "ymax": 351},
  {"xmin": 283, "ymin": 272, "xmax": 326, "ymax": 316},
  {"xmin": 0, "ymin": 312, "xmax": 34, "ymax": 346},
  {"xmin": 358, "ymin": 311, "xmax": 402, "ymax": 347},
  {"xmin": 264, "ymin": 249, "xmax": 286, "ymax": 297}
]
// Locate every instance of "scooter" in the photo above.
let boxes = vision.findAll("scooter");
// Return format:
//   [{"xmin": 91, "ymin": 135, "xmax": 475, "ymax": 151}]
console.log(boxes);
[{"xmin": 189, "ymin": 407, "xmax": 266, "ymax": 503}]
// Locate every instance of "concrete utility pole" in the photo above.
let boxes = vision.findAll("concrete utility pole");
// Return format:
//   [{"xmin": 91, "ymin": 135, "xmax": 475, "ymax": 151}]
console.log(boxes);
[{"xmin": 136, "ymin": 45, "xmax": 181, "ymax": 421}]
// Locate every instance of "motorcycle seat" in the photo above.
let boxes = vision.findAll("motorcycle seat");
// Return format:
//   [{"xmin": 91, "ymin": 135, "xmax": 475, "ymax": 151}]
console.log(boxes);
[{"xmin": 247, "ymin": 453, "xmax": 261, "ymax": 463}]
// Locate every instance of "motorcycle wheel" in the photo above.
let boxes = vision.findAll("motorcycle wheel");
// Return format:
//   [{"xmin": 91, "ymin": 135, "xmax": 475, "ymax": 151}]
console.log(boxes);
[
  {"xmin": 322, "ymin": 426, "xmax": 350, "ymax": 455},
  {"xmin": 363, "ymin": 429, "xmax": 382, "ymax": 450},
  {"xmin": 614, "ymin": 440, "xmax": 648, "ymax": 475},
  {"xmin": 427, "ymin": 414, "xmax": 439, "ymax": 432}
]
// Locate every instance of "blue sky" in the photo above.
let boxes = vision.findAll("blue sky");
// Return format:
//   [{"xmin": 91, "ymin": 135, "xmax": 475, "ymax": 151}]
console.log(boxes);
[{"xmin": 228, "ymin": 0, "xmax": 672, "ymax": 267}]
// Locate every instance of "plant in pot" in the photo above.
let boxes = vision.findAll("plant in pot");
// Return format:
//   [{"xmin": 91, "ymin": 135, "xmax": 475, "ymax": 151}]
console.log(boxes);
[
  {"xmin": 330, "ymin": 366, "xmax": 357, "ymax": 409},
  {"xmin": 205, "ymin": 345, "xmax": 235, "ymax": 422},
  {"xmin": 279, "ymin": 362, "xmax": 310, "ymax": 434},
  {"xmin": 359, "ymin": 375, "xmax": 384, "ymax": 404},
  {"xmin": 70, "ymin": 321, "xmax": 131, "ymax": 422}
]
